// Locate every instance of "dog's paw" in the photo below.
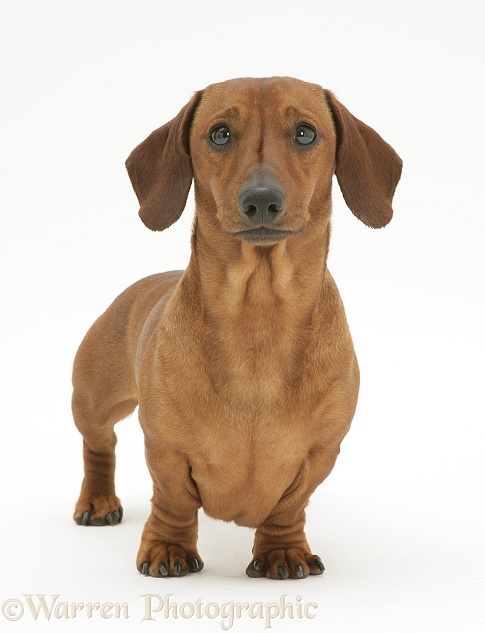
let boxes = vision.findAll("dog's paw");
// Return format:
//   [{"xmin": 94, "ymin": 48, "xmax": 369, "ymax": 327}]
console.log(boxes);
[
  {"xmin": 73, "ymin": 494, "xmax": 123, "ymax": 526},
  {"xmin": 137, "ymin": 542, "xmax": 204, "ymax": 578},
  {"xmin": 245, "ymin": 548, "xmax": 324, "ymax": 580}
]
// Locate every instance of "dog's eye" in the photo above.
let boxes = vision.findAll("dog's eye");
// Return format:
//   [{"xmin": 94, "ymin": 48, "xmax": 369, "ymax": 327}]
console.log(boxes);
[
  {"xmin": 295, "ymin": 124, "xmax": 316, "ymax": 146},
  {"xmin": 209, "ymin": 125, "xmax": 231, "ymax": 146}
]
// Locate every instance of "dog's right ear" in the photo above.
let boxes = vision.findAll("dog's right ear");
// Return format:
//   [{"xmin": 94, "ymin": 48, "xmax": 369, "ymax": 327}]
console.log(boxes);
[{"xmin": 126, "ymin": 91, "xmax": 203, "ymax": 231}]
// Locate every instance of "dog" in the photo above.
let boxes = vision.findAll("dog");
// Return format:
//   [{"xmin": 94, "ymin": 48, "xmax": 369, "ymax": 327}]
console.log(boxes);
[{"xmin": 72, "ymin": 76, "xmax": 402, "ymax": 580}]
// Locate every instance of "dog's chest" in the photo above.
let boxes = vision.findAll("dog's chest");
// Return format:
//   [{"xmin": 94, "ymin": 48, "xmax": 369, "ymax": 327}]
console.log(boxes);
[{"xmin": 188, "ymin": 402, "xmax": 311, "ymax": 527}]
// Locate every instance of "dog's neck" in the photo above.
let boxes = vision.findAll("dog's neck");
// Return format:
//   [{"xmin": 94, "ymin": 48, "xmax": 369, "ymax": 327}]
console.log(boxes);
[
  {"xmin": 188, "ymin": 216, "xmax": 331, "ymax": 335},
  {"xmin": 182, "ymin": 217, "xmax": 332, "ymax": 395},
  {"xmin": 190, "ymin": 217, "xmax": 330, "ymax": 310}
]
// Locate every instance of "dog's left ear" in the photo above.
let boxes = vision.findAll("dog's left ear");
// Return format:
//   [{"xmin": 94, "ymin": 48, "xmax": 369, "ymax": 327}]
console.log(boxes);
[
  {"xmin": 126, "ymin": 91, "xmax": 203, "ymax": 231},
  {"xmin": 325, "ymin": 90, "xmax": 402, "ymax": 228}
]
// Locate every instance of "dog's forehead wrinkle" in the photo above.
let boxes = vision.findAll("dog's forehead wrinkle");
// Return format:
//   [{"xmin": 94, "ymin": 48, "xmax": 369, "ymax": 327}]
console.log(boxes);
[{"xmin": 258, "ymin": 99, "xmax": 265, "ymax": 155}]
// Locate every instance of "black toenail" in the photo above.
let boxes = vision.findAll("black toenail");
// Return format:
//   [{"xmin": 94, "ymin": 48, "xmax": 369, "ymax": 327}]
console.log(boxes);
[
  {"xmin": 278, "ymin": 564, "xmax": 289, "ymax": 579},
  {"xmin": 189, "ymin": 557, "xmax": 200, "ymax": 572},
  {"xmin": 314, "ymin": 558, "xmax": 325, "ymax": 572}
]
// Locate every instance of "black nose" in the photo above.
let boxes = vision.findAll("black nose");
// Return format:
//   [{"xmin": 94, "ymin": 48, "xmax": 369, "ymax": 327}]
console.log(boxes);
[{"xmin": 239, "ymin": 181, "xmax": 286, "ymax": 225}]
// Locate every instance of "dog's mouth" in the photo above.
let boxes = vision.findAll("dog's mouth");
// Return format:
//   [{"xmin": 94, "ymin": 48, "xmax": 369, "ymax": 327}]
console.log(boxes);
[{"xmin": 234, "ymin": 226, "xmax": 296, "ymax": 245}]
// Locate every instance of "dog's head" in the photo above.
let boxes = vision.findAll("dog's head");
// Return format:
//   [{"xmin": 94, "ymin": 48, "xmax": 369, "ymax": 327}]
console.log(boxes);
[{"xmin": 126, "ymin": 77, "xmax": 402, "ymax": 246}]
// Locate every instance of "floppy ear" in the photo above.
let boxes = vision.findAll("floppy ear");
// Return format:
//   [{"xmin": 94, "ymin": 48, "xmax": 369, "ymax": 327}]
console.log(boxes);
[
  {"xmin": 125, "ymin": 91, "xmax": 203, "ymax": 231},
  {"xmin": 325, "ymin": 90, "xmax": 402, "ymax": 228}
]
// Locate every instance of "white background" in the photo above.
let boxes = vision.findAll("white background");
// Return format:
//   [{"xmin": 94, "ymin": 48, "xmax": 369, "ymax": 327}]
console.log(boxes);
[{"xmin": 1, "ymin": 0, "xmax": 484, "ymax": 631}]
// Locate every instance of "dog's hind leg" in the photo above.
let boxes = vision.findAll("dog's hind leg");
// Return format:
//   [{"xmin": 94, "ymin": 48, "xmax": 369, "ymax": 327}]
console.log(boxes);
[
  {"xmin": 71, "ymin": 311, "xmax": 138, "ymax": 526},
  {"xmin": 71, "ymin": 273, "xmax": 182, "ymax": 527}
]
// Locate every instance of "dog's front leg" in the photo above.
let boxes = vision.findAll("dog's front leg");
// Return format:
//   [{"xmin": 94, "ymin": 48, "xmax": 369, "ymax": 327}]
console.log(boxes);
[
  {"xmin": 136, "ymin": 441, "xmax": 203, "ymax": 577},
  {"xmin": 246, "ymin": 447, "xmax": 339, "ymax": 580}
]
